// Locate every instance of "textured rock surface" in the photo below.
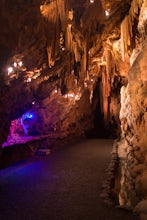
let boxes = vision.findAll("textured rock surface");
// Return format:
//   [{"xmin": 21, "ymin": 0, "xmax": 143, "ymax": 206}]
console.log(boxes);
[
  {"xmin": 0, "ymin": 1, "xmax": 147, "ymax": 215},
  {"xmin": 0, "ymin": 0, "xmax": 130, "ymax": 149},
  {"xmin": 117, "ymin": 0, "xmax": 147, "ymax": 215}
]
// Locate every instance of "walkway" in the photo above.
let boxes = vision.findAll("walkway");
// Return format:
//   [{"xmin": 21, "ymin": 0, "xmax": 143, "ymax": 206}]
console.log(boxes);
[{"xmin": 0, "ymin": 139, "xmax": 139, "ymax": 220}]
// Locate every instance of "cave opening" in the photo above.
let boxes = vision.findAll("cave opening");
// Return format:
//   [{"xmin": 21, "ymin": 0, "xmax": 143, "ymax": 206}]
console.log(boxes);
[
  {"xmin": 86, "ymin": 77, "xmax": 120, "ymax": 139},
  {"xmin": 93, "ymin": 78, "xmax": 110, "ymax": 138}
]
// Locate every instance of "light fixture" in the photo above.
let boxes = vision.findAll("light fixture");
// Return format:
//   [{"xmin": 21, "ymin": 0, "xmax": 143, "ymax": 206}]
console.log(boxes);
[
  {"xmin": 75, "ymin": 94, "xmax": 81, "ymax": 101},
  {"xmin": 8, "ymin": 67, "xmax": 13, "ymax": 75},
  {"xmin": 21, "ymin": 112, "xmax": 34, "ymax": 124},
  {"xmin": 84, "ymin": 82, "xmax": 88, "ymax": 87},
  {"xmin": 64, "ymin": 93, "xmax": 75, "ymax": 98},
  {"xmin": 105, "ymin": 10, "xmax": 109, "ymax": 17},
  {"xmin": 14, "ymin": 62, "xmax": 17, "ymax": 67},
  {"xmin": 68, "ymin": 93, "xmax": 74, "ymax": 98},
  {"xmin": 32, "ymin": 101, "xmax": 35, "ymax": 105},
  {"xmin": 27, "ymin": 77, "xmax": 32, "ymax": 82},
  {"xmin": 90, "ymin": 0, "xmax": 94, "ymax": 3},
  {"xmin": 28, "ymin": 114, "xmax": 33, "ymax": 119},
  {"xmin": 18, "ymin": 61, "xmax": 23, "ymax": 67}
]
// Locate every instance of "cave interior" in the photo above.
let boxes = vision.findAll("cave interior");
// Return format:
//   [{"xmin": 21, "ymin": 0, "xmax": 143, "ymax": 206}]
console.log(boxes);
[{"xmin": 0, "ymin": 0, "xmax": 147, "ymax": 215}]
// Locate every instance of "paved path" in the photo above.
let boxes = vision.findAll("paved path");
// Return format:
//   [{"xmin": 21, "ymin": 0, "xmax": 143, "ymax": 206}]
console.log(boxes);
[{"xmin": 0, "ymin": 139, "xmax": 139, "ymax": 220}]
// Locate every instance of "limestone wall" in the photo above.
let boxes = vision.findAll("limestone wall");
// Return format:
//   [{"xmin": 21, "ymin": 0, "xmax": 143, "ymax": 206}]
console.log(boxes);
[{"xmin": 118, "ymin": 1, "xmax": 147, "ymax": 211}]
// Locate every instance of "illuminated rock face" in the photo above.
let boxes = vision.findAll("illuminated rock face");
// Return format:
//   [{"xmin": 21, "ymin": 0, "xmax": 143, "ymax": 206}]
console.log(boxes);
[
  {"xmin": 0, "ymin": 0, "xmax": 132, "ymax": 147},
  {"xmin": 2, "ymin": 88, "xmax": 93, "ymax": 147},
  {"xmin": 117, "ymin": 0, "xmax": 147, "ymax": 211},
  {"xmin": 118, "ymin": 39, "xmax": 147, "ymax": 208},
  {"xmin": 0, "ymin": 1, "xmax": 147, "ymax": 209},
  {"xmin": 0, "ymin": 0, "xmax": 108, "ymax": 147}
]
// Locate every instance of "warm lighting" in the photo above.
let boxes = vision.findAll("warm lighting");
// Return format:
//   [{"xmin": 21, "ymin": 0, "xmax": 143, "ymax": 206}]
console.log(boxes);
[
  {"xmin": 75, "ymin": 94, "xmax": 81, "ymax": 101},
  {"xmin": 68, "ymin": 10, "xmax": 73, "ymax": 21},
  {"xmin": 18, "ymin": 61, "xmax": 23, "ymax": 67},
  {"xmin": 14, "ymin": 62, "xmax": 17, "ymax": 67},
  {"xmin": 54, "ymin": 89, "xmax": 58, "ymax": 93},
  {"xmin": 142, "ymin": 8, "xmax": 147, "ymax": 21},
  {"xmin": 8, "ymin": 67, "xmax": 13, "ymax": 75},
  {"xmin": 105, "ymin": 10, "xmax": 109, "ymax": 16},
  {"xmin": 68, "ymin": 93, "xmax": 74, "ymax": 98},
  {"xmin": 27, "ymin": 77, "xmax": 32, "ymax": 82},
  {"xmin": 32, "ymin": 101, "xmax": 35, "ymax": 105},
  {"xmin": 84, "ymin": 82, "xmax": 88, "ymax": 87},
  {"xmin": 64, "ymin": 93, "xmax": 75, "ymax": 98},
  {"xmin": 64, "ymin": 92, "xmax": 81, "ymax": 101},
  {"xmin": 68, "ymin": 23, "xmax": 72, "ymax": 31},
  {"xmin": 90, "ymin": 0, "xmax": 94, "ymax": 3},
  {"xmin": 33, "ymin": 75, "xmax": 38, "ymax": 79}
]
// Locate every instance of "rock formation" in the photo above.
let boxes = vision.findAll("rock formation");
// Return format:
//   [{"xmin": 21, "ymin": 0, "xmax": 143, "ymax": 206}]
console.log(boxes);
[
  {"xmin": 0, "ymin": 0, "xmax": 147, "ymax": 216},
  {"xmin": 116, "ymin": 0, "xmax": 147, "ymax": 216}
]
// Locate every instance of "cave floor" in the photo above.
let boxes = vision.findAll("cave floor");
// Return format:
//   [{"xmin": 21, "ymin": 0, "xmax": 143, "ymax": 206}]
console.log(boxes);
[{"xmin": 0, "ymin": 139, "xmax": 139, "ymax": 220}]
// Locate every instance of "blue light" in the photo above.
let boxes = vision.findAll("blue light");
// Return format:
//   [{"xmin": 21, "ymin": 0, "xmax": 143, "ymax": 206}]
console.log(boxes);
[
  {"xmin": 24, "ymin": 113, "xmax": 34, "ymax": 120},
  {"xmin": 21, "ymin": 112, "xmax": 34, "ymax": 124},
  {"xmin": 28, "ymin": 114, "xmax": 33, "ymax": 119}
]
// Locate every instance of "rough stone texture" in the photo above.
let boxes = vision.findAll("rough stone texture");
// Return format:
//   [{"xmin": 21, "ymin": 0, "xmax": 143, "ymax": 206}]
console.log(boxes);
[
  {"xmin": 134, "ymin": 199, "xmax": 147, "ymax": 220},
  {"xmin": 117, "ymin": 1, "xmax": 147, "ymax": 216},
  {"xmin": 0, "ymin": 0, "xmax": 131, "ymax": 150},
  {"xmin": 118, "ymin": 42, "xmax": 147, "ymax": 207},
  {"xmin": 3, "ymin": 87, "xmax": 93, "ymax": 147},
  {"xmin": 0, "ymin": 1, "xmax": 147, "ymax": 215}
]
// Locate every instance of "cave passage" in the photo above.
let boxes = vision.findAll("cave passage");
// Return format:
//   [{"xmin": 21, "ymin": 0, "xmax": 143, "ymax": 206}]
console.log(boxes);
[{"xmin": 0, "ymin": 139, "xmax": 139, "ymax": 220}]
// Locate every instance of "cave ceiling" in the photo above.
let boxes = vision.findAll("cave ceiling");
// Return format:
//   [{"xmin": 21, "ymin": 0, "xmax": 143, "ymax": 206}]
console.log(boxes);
[
  {"xmin": 0, "ymin": 0, "xmax": 132, "ymax": 70},
  {"xmin": 1, "ymin": 1, "xmax": 147, "ymax": 215},
  {"xmin": 0, "ymin": 0, "xmax": 134, "ymax": 147}
]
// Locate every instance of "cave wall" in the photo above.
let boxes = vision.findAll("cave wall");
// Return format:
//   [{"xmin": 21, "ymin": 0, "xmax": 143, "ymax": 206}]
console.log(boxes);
[
  {"xmin": 0, "ymin": 0, "xmax": 105, "ymax": 149},
  {"xmin": 1, "ymin": 2, "xmax": 147, "ymax": 215},
  {"xmin": 118, "ymin": 41, "xmax": 147, "ymax": 207},
  {"xmin": 3, "ymin": 87, "xmax": 93, "ymax": 147},
  {"xmin": 1, "ymin": 0, "xmax": 145, "ymax": 170},
  {"xmin": 116, "ymin": 0, "xmax": 147, "ymax": 212},
  {"xmin": 0, "ymin": 0, "xmax": 132, "ymax": 150}
]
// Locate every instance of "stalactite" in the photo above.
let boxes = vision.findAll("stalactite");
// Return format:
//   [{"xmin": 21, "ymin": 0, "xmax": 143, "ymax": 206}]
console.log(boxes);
[
  {"xmin": 102, "ymin": 68, "xmax": 110, "ymax": 126},
  {"xmin": 40, "ymin": 0, "xmax": 69, "ymax": 67},
  {"xmin": 138, "ymin": 0, "xmax": 147, "ymax": 38},
  {"xmin": 121, "ymin": 16, "xmax": 132, "ymax": 61},
  {"xmin": 105, "ymin": 44, "xmax": 112, "ymax": 76},
  {"xmin": 120, "ymin": 0, "xmax": 143, "ymax": 61},
  {"xmin": 56, "ymin": 0, "xmax": 68, "ymax": 32},
  {"xmin": 66, "ymin": 25, "xmax": 73, "ymax": 53},
  {"xmin": 130, "ymin": 0, "xmax": 143, "ymax": 20},
  {"xmin": 72, "ymin": 41, "xmax": 81, "ymax": 63}
]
